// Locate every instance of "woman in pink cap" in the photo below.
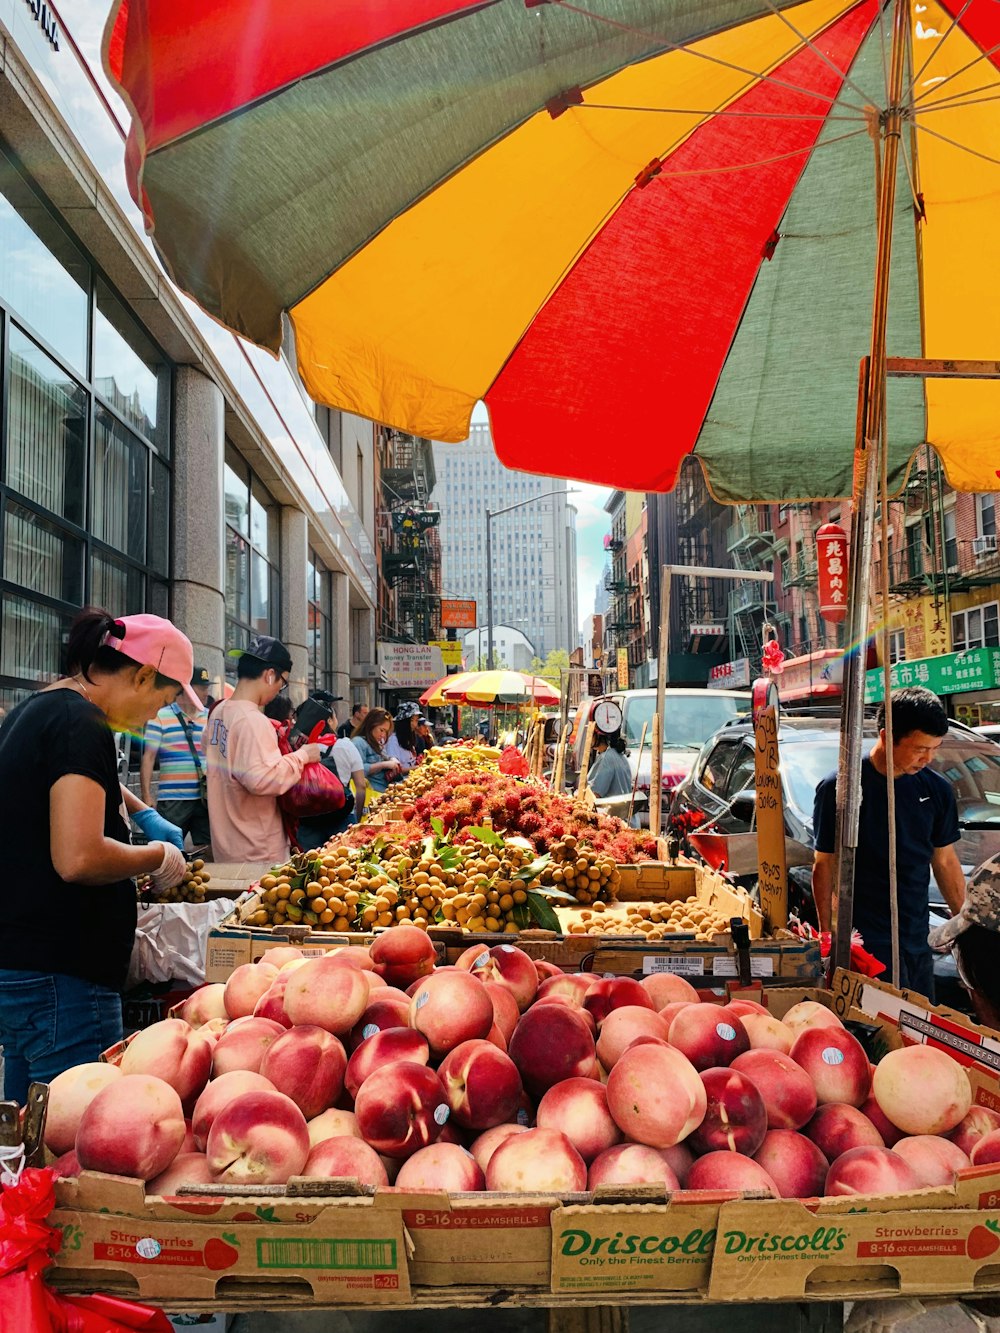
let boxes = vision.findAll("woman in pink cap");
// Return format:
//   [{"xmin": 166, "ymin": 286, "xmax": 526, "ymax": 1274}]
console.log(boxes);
[{"xmin": 0, "ymin": 607, "xmax": 194, "ymax": 1102}]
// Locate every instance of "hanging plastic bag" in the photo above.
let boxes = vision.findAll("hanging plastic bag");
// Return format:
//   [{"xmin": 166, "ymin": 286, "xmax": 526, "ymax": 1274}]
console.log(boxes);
[
  {"xmin": 499, "ymin": 746, "xmax": 530, "ymax": 777},
  {"xmin": 0, "ymin": 1164, "xmax": 173, "ymax": 1332},
  {"xmin": 275, "ymin": 721, "xmax": 346, "ymax": 818}
]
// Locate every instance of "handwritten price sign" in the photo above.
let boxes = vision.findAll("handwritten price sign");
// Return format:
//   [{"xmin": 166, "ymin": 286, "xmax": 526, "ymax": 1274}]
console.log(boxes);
[{"xmin": 754, "ymin": 702, "xmax": 788, "ymax": 930}]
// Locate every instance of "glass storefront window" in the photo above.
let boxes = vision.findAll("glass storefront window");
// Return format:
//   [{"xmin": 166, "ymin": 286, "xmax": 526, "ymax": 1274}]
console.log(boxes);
[
  {"xmin": 6, "ymin": 327, "xmax": 87, "ymax": 527},
  {"xmin": 0, "ymin": 592, "xmax": 72, "ymax": 685},
  {"xmin": 4, "ymin": 501, "xmax": 84, "ymax": 606},
  {"xmin": 94, "ymin": 279, "xmax": 169, "ymax": 451},
  {"xmin": 226, "ymin": 528, "xmax": 250, "ymax": 625},
  {"xmin": 93, "ymin": 411, "xmax": 147, "ymax": 563},
  {"xmin": 0, "ymin": 147, "xmax": 88, "ymax": 372},
  {"xmin": 307, "ymin": 549, "xmax": 332, "ymax": 692},
  {"xmin": 91, "ymin": 551, "xmax": 144, "ymax": 615},
  {"xmin": 224, "ymin": 443, "xmax": 280, "ymax": 657}
]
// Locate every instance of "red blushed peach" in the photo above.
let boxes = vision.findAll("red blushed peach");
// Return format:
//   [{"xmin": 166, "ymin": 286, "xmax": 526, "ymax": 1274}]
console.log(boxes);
[
  {"xmin": 354, "ymin": 1061, "xmax": 450, "ymax": 1159},
  {"xmin": 534, "ymin": 960, "xmax": 564, "ymax": 982},
  {"xmin": 50, "ymin": 1150, "xmax": 81, "ymax": 1179},
  {"xmin": 120, "ymin": 1019, "xmax": 213, "ymax": 1110},
  {"xmin": 753, "ymin": 1131, "xmax": 828, "ymax": 1199},
  {"xmin": 191, "ymin": 1070, "xmax": 276, "ymax": 1150},
  {"xmin": 483, "ymin": 981, "xmax": 521, "ymax": 1044},
  {"xmin": 741, "ymin": 1013, "xmax": 794, "ymax": 1054},
  {"xmin": 536, "ymin": 974, "xmax": 592, "ymax": 1006},
  {"xmin": 536, "ymin": 1078, "xmax": 623, "ymax": 1163},
  {"xmin": 468, "ymin": 944, "xmax": 539, "ymax": 1012},
  {"xmin": 253, "ymin": 971, "xmax": 294, "ymax": 1028},
  {"xmin": 307, "ymin": 1108, "xmax": 360, "ymax": 1148},
  {"xmin": 892, "ymin": 1135, "xmax": 970, "ymax": 1187},
  {"xmin": 345, "ymin": 1028, "xmax": 430, "ymax": 1100},
  {"xmin": 873, "ymin": 1046, "xmax": 972, "ymax": 1136},
  {"xmin": 657, "ymin": 1142, "xmax": 695, "ymax": 1187},
  {"xmin": 44, "ymin": 1062, "xmax": 122, "ymax": 1156},
  {"xmin": 195, "ymin": 1018, "xmax": 229, "ymax": 1046},
  {"xmin": 223, "ymin": 962, "xmax": 280, "ymax": 1019},
  {"xmin": 805, "ymin": 1104, "xmax": 885, "ymax": 1160},
  {"xmin": 606, "ymin": 1044, "xmax": 706, "ymax": 1148},
  {"xmin": 409, "ymin": 970, "xmax": 494, "ymax": 1059},
  {"xmin": 533, "ymin": 995, "xmax": 598, "ymax": 1036},
  {"xmin": 395, "ymin": 1143, "xmax": 485, "ymax": 1192},
  {"xmin": 148, "ymin": 1152, "xmax": 215, "ymax": 1195},
  {"xmin": 508, "ymin": 1004, "xmax": 597, "ymax": 1099},
  {"xmin": 660, "ymin": 1001, "xmax": 695, "ymax": 1030},
  {"xmin": 824, "ymin": 1145, "xmax": 922, "ymax": 1197},
  {"xmin": 485, "ymin": 1127, "xmax": 587, "ymax": 1193},
  {"xmin": 721, "ymin": 999, "xmax": 769, "ymax": 1019},
  {"xmin": 860, "ymin": 1095, "xmax": 905, "ymax": 1148},
  {"xmin": 596, "ymin": 1007, "xmax": 671, "ymax": 1070},
  {"xmin": 583, "ymin": 978, "xmax": 654, "ymax": 1024},
  {"xmin": 782, "ymin": 1001, "xmax": 843, "ymax": 1036},
  {"xmin": 971, "ymin": 1130, "xmax": 1000, "ymax": 1166},
  {"xmin": 370, "ymin": 925, "xmax": 437, "ymax": 988},
  {"xmin": 668, "ymin": 1005, "xmax": 750, "ymax": 1071},
  {"xmin": 206, "ymin": 1089, "xmax": 310, "ymax": 1185},
  {"xmin": 469, "ymin": 1123, "xmax": 529, "ymax": 1172},
  {"xmin": 303, "ymin": 1136, "xmax": 389, "ymax": 1188},
  {"xmin": 949, "ymin": 1106, "xmax": 1000, "ymax": 1157},
  {"xmin": 438, "ymin": 1039, "xmax": 523, "ymax": 1131},
  {"xmin": 259, "ymin": 1024, "xmax": 347, "ymax": 1119},
  {"xmin": 686, "ymin": 1152, "xmax": 778, "ymax": 1196},
  {"xmin": 324, "ymin": 947, "xmax": 375, "ymax": 971},
  {"xmin": 212, "ymin": 1017, "xmax": 285, "ymax": 1076},
  {"xmin": 260, "ymin": 945, "xmax": 304, "ymax": 969},
  {"xmin": 789, "ymin": 1027, "xmax": 871, "ymax": 1108},
  {"xmin": 688, "ymin": 1067, "xmax": 768, "ymax": 1156},
  {"xmin": 641, "ymin": 973, "xmax": 699, "ymax": 1008},
  {"xmin": 180, "ymin": 983, "xmax": 229, "ymax": 1027},
  {"xmin": 76, "ymin": 1074, "xmax": 186, "ymax": 1181},
  {"xmin": 731, "ymin": 1049, "xmax": 817, "ymax": 1130},
  {"xmin": 348, "ymin": 998, "xmax": 411, "ymax": 1051},
  {"xmin": 284, "ymin": 955, "xmax": 370, "ymax": 1036},
  {"xmin": 588, "ymin": 1144, "xmax": 679, "ymax": 1190},
  {"xmin": 487, "ymin": 1024, "xmax": 508, "ymax": 1052}
]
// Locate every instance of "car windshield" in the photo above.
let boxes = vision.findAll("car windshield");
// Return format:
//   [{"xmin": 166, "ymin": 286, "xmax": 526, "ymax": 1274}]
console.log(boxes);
[
  {"xmin": 624, "ymin": 694, "xmax": 750, "ymax": 750},
  {"xmin": 781, "ymin": 738, "xmax": 845, "ymax": 818}
]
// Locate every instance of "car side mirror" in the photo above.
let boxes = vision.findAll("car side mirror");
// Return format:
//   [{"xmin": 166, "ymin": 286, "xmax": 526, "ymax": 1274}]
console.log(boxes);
[{"xmin": 730, "ymin": 790, "xmax": 756, "ymax": 817}]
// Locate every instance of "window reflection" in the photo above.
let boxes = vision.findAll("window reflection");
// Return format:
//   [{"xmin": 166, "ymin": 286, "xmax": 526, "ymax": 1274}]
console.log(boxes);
[
  {"xmin": 94, "ymin": 280, "xmax": 168, "ymax": 450},
  {"xmin": 6, "ymin": 327, "xmax": 86, "ymax": 526}
]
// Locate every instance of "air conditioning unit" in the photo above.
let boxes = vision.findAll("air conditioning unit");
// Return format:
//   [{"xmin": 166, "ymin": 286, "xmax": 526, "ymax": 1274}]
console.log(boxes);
[
  {"xmin": 356, "ymin": 663, "xmax": 387, "ymax": 681},
  {"xmin": 973, "ymin": 535, "xmax": 998, "ymax": 557}
]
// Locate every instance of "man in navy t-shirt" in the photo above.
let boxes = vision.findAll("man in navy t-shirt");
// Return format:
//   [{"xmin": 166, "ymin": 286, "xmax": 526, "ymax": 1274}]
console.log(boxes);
[{"xmin": 813, "ymin": 686, "xmax": 965, "ymax": 998}]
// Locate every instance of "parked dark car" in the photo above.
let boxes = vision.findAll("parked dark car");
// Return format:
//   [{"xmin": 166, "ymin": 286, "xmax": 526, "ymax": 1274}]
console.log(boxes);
[{"xmin": 669, "ymin": 714, "xmax": 1000, "ymax": 1006}]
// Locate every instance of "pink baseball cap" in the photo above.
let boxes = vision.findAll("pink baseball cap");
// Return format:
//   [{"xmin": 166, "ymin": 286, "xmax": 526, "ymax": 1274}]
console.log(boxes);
[{"xmin": 102, "ymin": 614, "xmax": 202, "ymax": 711}]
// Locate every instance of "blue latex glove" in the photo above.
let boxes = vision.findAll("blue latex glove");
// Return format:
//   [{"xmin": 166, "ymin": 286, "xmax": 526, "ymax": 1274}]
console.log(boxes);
[{"xmin": 133, "ymin": 807, "xmax": 185, "ymax": 851}]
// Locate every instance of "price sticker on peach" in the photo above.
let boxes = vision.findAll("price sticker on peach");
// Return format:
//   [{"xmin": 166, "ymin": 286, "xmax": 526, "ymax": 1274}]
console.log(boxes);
[
  {"xmin": 822, "ymin": 1047, "xmax": 845, "ymax": 1065},
  {"xmin": 716, "ymin": 1023, "xmax": 737, "ymax": 1042}
]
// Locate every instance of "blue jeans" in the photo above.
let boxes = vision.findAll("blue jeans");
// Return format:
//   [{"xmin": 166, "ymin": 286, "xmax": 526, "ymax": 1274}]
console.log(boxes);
[{"xmin": 0, "ymin": 970, "xmax": 123, "ymax": 1104}]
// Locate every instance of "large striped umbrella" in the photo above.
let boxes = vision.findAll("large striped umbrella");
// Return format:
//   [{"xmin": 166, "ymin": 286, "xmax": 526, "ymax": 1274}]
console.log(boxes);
[
  {"xmin": 440, "ymin": 670, "xmax": 562, "ymax": 705},
  {"xmin": 104, "ymin": 0, "xmax": 1000, "ymax": 500}
]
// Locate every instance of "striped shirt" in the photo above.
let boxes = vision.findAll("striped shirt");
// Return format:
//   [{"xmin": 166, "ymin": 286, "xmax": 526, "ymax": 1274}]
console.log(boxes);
[{"xmin": 145, "ymin": 704, "xmax": 207, "ymax": 801}]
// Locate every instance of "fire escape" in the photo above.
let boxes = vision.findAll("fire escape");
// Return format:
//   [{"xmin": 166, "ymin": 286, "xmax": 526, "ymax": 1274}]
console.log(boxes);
[
  {"xmin": 377, "ymin": 430, "xmax": 442, "ymax": 644},
  {"xmin": 726, "ymin": 505, "xmax": 776, "ymax": 667}
]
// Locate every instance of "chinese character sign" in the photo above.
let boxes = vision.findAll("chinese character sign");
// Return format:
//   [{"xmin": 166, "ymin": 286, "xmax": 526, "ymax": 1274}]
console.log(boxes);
[{"xmin": 816, "ymin": 522, "xmax": 849, "ymax": 624}]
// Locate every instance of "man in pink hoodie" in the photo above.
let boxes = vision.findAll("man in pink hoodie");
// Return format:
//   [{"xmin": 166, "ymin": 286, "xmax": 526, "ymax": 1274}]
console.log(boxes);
[{"xmin": 204, "ymin": 636, "xmax": 322, "ymax": 863}]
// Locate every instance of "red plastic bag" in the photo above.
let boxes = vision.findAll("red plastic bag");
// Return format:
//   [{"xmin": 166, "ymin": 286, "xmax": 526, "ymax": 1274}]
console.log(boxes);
[
  {"xmin": 275, "ymin": 720, "xmax": 346, "ymax": 817},
  {"xmin": 0, "ymin": 1167, "xmax": 172, "ymax": 1333},
  {"xmin": 499, "ymin": 746, "xmax": 530, "ymax": 776}
]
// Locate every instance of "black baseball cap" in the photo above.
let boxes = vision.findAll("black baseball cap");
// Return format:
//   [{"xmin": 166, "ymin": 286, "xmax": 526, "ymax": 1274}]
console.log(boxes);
[
  {"xmin": 228, "ymin": 634, "xmax": 293, "ymax": 671},
  {"xmin": 191, "ymin": 665, "xmax": 211, "ymax": 687}
]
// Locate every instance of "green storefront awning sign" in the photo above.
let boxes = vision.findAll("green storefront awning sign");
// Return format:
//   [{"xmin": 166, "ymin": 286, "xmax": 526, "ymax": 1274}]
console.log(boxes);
[{"xmin": 865, "ymin": 645, "xmax": 1000, "ymax": 704}]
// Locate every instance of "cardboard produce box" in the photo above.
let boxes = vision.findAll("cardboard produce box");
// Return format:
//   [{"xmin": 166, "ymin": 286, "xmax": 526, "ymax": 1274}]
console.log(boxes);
[{"xmin": 48, "ymin": 1174, "xmax": 409, "ymax": 1305}]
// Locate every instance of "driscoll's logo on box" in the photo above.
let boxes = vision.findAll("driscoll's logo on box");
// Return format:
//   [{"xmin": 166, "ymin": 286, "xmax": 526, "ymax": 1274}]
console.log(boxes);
[
  {"xmin": 722, "ymin": 1226, "xmax": 847, "ymax": 1257},
  {"xmin": 559, "ymin": 1228, "xmax": 715, "ymax": 1260}
]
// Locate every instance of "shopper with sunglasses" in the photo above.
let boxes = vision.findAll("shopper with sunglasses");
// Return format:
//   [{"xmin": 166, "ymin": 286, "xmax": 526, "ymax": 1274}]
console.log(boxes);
[{"xmin": 204, "ymin": 636, "xmax": 322, "ymax": 863}]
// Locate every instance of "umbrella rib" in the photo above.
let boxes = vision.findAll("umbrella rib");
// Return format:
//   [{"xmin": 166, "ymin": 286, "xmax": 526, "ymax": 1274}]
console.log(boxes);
[
  {"xmin": 907, "ymin": 0, "xmax": 976, "ymax": 98},
  {"xmin": 911, "ymin": 118, "xmax": 1000, "ymax": 167},
  {"xmin": 759, "ymin": 0, "xmax": 877, "ymax": 107},
  {"xmin": 912, "ymin": 85, "xmax": 1000, "ymax": 114},
  {"xmin": 910, "ymin": 36, "xmax": 1000, "ymax": 106},
  {"xmin": 549, "ymin": 0, "xmax": 870, "ymax": 114},
  {"xmin": 650, "ymin": 127, "xmax": 868, "ymax": 178},
  {"xmin": 579, "ymin": 100, "xmax": 864, "ymax": 122}
]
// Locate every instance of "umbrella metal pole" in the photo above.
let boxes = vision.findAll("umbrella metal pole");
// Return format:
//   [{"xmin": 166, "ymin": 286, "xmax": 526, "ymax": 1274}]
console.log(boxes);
[
  {"xmin": 832, "ymin": 0, "xmax": 909, "ymax": 974},
  {"xmin": 486, "ymin": 511, "xmax": 495, "ymax": 671}
]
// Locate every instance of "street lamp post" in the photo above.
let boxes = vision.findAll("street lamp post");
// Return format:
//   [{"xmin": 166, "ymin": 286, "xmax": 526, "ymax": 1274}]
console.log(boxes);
[{"xmin": 485, "ymin": 490, "xmax": 576, "ymax": 671}]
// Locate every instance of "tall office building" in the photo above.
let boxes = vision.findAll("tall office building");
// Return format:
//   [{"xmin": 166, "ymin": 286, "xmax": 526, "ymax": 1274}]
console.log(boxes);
[{"xmin": 432, "ymin": 425, "xmax": 578, "ymax": 658}]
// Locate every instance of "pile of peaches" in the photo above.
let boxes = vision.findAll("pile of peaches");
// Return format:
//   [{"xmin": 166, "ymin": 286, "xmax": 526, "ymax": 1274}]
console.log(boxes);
[{"xmin": 41, "ymin": 930, "xmax": 996, "ymax": 1201}]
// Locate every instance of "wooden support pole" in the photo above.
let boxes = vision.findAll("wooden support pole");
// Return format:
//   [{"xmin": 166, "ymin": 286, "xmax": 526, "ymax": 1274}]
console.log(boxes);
[
  {"xmin": 649, "ymin": 711, "xmax": 663, "ymax": 840},
  {"xmin": 626, "ymin": 719, "xmax": 648, "ymax": 825},
  {"xmin": 577, "ymin": 721, "xmax": 597, "ymax": 800},
  {"xmin": 552, "ymin": 726, "xmax": 568, "ymax": 794}
]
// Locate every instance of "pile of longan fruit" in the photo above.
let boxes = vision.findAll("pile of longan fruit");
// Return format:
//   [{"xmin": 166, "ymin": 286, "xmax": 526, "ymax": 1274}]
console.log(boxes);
[
  {"xmin": 244, "ymin": 837, "xmax": 542, "ymax": 935},
  {"xmin": 138, "ymin": 859, "xmax": 211, "ymax": 904},
  {"xmin": 562, "ymin": 894, "xmax": 732, "ymax": 941},
  {"xmin": 542, "ymin": 835, "xmax": 620, "ymax": 904}
]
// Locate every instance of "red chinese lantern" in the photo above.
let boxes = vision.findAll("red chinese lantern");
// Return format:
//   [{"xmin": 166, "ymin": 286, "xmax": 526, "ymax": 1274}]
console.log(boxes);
[{"xmin": 816, "ymin": 522, "xmax": 849, "ymax": 623}]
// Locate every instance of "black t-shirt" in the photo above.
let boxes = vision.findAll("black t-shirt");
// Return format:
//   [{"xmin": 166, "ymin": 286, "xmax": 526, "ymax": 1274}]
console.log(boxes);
[
  {"xmin": 813, "ymin": 757, "xmax": 960, "ymax": 952},
  {"xmin": 0, "ymin": 690, "xmax": 137, "ymax": 989}
]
